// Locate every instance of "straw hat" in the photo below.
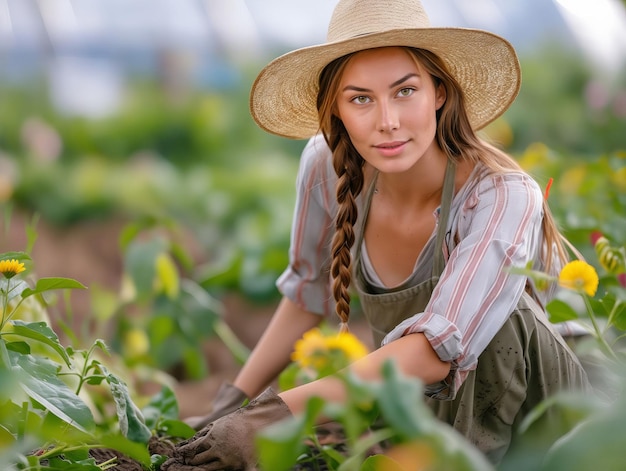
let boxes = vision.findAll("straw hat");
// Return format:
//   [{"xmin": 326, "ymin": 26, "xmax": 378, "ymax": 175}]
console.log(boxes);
[{"xmin": 250, "ymin": 0, "xmax": 521, "ymax": 140}]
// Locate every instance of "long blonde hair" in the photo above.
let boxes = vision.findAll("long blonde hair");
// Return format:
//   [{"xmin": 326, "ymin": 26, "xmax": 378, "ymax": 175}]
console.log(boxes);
[{"xmin": 316, "ymin": 47, "xmax": 567, "ymax": 330}]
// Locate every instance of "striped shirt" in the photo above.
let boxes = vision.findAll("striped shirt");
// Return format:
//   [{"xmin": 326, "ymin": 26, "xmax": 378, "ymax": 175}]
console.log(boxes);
[{"xmin": 277, "ymin": 134, "xmax": 560, "ymax": 394}]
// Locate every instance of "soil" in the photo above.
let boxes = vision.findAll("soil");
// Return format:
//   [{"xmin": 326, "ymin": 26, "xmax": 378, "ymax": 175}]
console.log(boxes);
[{"xmin": 89, "ymin": 436, "xmax": 175, "ymax": 470}]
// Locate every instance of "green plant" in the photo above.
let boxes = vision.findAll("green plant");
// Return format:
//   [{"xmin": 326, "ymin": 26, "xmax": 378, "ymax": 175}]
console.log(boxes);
[
  {"xmin": 0, "ymin": 251, "xmax": 193, "ymax": 469},
  {"xmin": 502, "ymin": 233, "xmax": 626, "ymax": 471},
  {"xmin": 103, "ymin": 217, "xmax": 250, "ymax": 381},
  {"xmin": 259, "ymin": 326, "xmax": 493, "ymax": 471},
  {"xmin": 512, "ymin": 234, "xmax": 626, "ymax": 364},
  {"xmin": 517, "ymin": 146, "xmax": 626, "ymax": 251}
]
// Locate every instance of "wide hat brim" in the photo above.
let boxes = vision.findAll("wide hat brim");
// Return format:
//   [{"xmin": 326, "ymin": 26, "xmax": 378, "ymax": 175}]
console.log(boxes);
[{"xmin": 250, "ymin": 27, "xmax": 521, "ymax": 140}]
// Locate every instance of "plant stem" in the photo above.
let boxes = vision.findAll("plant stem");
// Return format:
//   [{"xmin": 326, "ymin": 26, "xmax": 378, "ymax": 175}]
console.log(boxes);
[
  {"xmin": 38, "ymin": 443, "xmax": 108, "ymax": 459},
  {"xmin": 0, "ymin": 335, "xmax": 11, "ymax": 367},
  {"xmin": 1, "ymin": 287, "xmax": 7, "ymax": 329},
  {"xmin": 74, "ymin": 342, "xmax": 100, "ymax": 395},
  {"xmin": 583, "ymin": 294, "xmax": 618, "ymax": 361},
  {"xmin": 1, "ymin": 295, "xmax": 26, "ymax": 331},
  {"xmin": 603, "ymin": 300, "xmax": 623, "ymax": 336}
]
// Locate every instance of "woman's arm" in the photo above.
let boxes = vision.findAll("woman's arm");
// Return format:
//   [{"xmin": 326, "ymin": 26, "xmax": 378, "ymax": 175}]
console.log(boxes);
[
  {"xmin": 279, "ymin": 332, "xmax": 450, "ymax": 415},
  {"xmin": 233, "ymin": 296, "xmax": 324, "ymax": 399},
  {"xmin": 235, "ymin": 137, "xmax": 335, "ymax": 399}
]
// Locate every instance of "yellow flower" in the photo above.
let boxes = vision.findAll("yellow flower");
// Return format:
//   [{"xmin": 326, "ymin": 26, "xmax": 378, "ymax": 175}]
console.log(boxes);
[
  {"xmin": 291, "ymin": 328, "xmax": 368, "ymax": 373},
  {"xmin": 611, "ymin": 161, "xmax": 626, "ymax": 192},
  {"xmin": 517, "ymin": 142, "xmax": 550, "ymax": 172},
  {"xmin": 325, "ymin": 331, "xmax": 368, "ymax": 363},
  {"xmin": 558, "ymin": 260, "xmax": 599, "ymax": 296},
  {"xmin": 123, "ymin": 328, "xmax": 150, "ymax": 359},
  {"xmin": 559, "ymin": 165, "xmax": 587, "ymax": 196},
  {"xmin": 0, "ymin": 259, "xmax": 26, "ymax": 279},
  {"xmin": 291, "ymin": 328, "xmax": 330, "ymax": 370}
]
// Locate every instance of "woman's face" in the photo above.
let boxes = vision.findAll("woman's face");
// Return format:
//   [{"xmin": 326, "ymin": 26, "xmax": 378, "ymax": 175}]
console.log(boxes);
[{"xmin": 336, "ymin": 47, "xmax": 446, "ymax": 174}]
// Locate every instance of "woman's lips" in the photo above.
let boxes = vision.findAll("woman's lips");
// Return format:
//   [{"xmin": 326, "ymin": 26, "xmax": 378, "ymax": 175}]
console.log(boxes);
[{"xmin": 374, "ymin": 140, "xmax": 407, "ymax": 157}]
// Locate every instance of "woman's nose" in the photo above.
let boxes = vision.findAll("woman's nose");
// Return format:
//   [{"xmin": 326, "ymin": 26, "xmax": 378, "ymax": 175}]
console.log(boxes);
[{"xmin": 377, "ymin": 101, "xmax": 399, "ymax": 132}]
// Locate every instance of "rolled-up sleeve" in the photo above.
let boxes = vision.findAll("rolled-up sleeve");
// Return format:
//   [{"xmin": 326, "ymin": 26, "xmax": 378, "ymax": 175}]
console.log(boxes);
[
  {"xmin": 276, "ymin": 135, "xmax": 336, "ymax": 316},
  {"xmin": 382, "ymin": 171, "xmax": 545, "ymax": 398}
]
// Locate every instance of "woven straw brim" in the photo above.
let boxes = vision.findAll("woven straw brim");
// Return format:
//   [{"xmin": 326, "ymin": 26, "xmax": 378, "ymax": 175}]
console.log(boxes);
[{"xmin": 250, "ymin": 28, "xmax": 520, "ymax": 140}]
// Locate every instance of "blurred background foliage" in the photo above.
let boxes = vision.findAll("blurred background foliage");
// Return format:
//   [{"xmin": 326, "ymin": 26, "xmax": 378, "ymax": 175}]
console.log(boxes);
[
  {"xmin": 0, "ymin": 1, "xmax": 624, "ymax": 380},
  {"xmin": 3, "ymin": 45, "xmax": 624, "ymax": 250}
]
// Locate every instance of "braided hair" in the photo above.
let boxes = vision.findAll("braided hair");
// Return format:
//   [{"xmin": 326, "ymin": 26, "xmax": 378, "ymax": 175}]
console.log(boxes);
[{"xmin": 317, "ymin": 55, "xmax": 364, "ymax": 332}]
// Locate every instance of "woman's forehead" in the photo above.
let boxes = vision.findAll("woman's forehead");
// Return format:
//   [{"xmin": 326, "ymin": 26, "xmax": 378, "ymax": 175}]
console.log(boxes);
[{"xmin": 340, "ymin": 47, "xmax": 427, "ymax": 83}]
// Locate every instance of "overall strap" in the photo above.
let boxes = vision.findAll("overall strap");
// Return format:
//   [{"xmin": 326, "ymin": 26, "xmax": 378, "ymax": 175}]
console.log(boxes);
[
  {"xmin": 353, "ymin": 170, "xmax": 379, "ymax": 262},
  {"xmin": 433, "ymin": 159, "xmax": 456, "ymax": 277}
]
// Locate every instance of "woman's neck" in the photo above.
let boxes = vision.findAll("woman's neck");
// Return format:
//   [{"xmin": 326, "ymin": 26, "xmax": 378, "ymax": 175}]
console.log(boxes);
[{"xmin": 374, "ymin": 151, "xmax": 449, "ymax": 209}]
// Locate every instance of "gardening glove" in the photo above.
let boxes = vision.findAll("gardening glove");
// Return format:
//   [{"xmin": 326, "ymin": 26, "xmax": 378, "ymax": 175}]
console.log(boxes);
[
  {"xmin": 161, "ymin": 388, "xmax": 291, "ymax": 471},
  {"xmin": 184, "ymin": 382, "xmax": 248, "ymax": 431}
]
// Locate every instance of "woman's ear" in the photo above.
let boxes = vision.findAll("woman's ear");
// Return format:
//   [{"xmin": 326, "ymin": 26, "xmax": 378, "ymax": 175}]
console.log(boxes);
[{"xmin": 435, "ymin": 82, "xmax": 447, "ymax": 111}]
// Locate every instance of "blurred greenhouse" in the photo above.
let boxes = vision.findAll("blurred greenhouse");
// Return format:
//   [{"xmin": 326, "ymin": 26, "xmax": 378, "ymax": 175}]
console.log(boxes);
[
  {"xmin": 0, "ymin": 1, "xmax": 625, "ymax": 469},
  {"xmin": 0, "ymin": 0, "xmax": 625, "ymax": 384}
]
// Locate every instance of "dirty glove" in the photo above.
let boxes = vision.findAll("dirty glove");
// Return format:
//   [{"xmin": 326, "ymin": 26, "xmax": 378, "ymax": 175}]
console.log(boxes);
[
  {"xmin": 184, "ymin": 382, "xmax": 248, "ymax": 431},
  {"xmin": 162, "ymin": 388, "xmax": 291, "ymax": 471}
]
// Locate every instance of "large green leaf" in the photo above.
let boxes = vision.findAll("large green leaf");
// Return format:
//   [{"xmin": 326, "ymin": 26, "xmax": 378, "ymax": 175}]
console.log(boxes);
[
  {"xmin": 257, "ymin": 396, "xmax": 325, "ymax": 471},
  {"xmin": 9, "ymin": 351, "xmax": 94, "ymax": 433},
  {"xmin": 0, "ymin": 252, "xmax": 32, "ymax": 263},
  {"xmin": 105, "ymin": 371, "xmax": 151, "ymax": 444},
  {"xmin": 98, "ymin": 432, "xmax": 152, "ymax": 467},
  {"xmin": 595, "ymin": 292, "xmax": 626, "ymax": 330},
  {"xmin": 517, "ymin": 391, "xmax": 603, "ymax": 436},
  {"xmin": 9, "ymin": 320, "xmax": 71, "ymax": 366},
  {"xmin": 257, "ymin": 416, "xmax": 309, "ymax": 471},
  {"xmin": 611, "ymin": 301, "xmax": 626, "ymax": 330},
  {"xmin": 141, "ymin": 385, "xmax": 180, "ymax": 427},
  {"xmin": 141, "ymin": 385, "xmax": 194, "ymax": 440},
  {"xmin": 376, "ymin": 362, "xmax": 493, "ymax": 471},
  {"xmin": 376, "ymin": 361, "xmax": 434, "ymax": 439},
  {"xmin": 124, "ymin": 236, "xmax": 168, "ymax": 300},
  {"xmin": 0, "ymin": 423, "xmax": 15, "ymax": 447},
  {"xmin": 338, "ymin": 428, "xmax": 395, "ymax": 471},
  {"xmin": 428, "ymin": 424, "xmax": 496, "ymax": 471},
  {"xmin": 21, "ymin": 277, "xmax": 87, "ymax": 298},
  {"xmin": 546, "ymin": 299, "xmax": 580, "ymax": 323},
  {"xmin": 541, "ymin": 408, "xmax": 626, "ymax": 471}
]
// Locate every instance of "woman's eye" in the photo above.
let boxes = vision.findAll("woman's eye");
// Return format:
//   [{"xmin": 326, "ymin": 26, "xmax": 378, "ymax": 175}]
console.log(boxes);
[
  {"xmin": 397, "ymin": 87, "xmax": 414, "ymax": 97},
  {"xmin": 351, "ymin": 95, "xmax": 370, "ymax": 104}
]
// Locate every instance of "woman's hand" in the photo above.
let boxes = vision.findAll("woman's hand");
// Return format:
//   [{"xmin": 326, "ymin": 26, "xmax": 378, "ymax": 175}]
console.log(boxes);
[
  {"xmin": 184, "ymin": 382, "xmax": 248, "ymax": 431},
  {"xmin": 162, "ymin": 388, "xmax": 292, "ymax": 471}
]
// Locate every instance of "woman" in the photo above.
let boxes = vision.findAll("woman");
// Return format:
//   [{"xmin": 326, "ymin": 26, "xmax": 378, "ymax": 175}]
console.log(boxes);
[{"xmin": 164, "ymin": 0, "xmax": 590, "ymax": 469}]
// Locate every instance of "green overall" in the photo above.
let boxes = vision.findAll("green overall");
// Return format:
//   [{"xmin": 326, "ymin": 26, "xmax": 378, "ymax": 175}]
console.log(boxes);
[{"xmin": 353, "ymin": 161, "xmax": 590, "ymax": 463}]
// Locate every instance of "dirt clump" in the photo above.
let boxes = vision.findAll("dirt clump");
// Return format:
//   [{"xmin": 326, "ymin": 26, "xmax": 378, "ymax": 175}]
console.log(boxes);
[{"xmin": 89, "ymin": 435, "xmax": 175, "ymax": 470}]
